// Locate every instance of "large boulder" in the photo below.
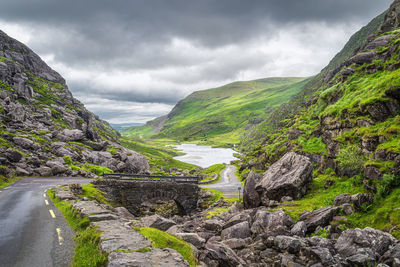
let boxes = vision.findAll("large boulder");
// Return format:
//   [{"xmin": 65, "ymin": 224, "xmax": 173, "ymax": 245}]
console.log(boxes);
[
  {"xmin": 335, "ymin": 227, "xmax": 397, "ymax": 260},
  {"xmin": 175, "ymin": 233, "xmax": 205, "ymax": 249},
  {"xmin": 61, "ymin": 129, "xmax": 85, "ymax": 141},
  {"xmin": 256, "ymin": 152, "xmax": 312, "ymax": 204},
  {"xmin": 243, "ymin": 171, "xmax": 262, "ymax": 209},
  {"xmin": 12, "ymin": 137, "xmax": 34, "ymax": 150},
  {"xmin": 124, "ymin": 151, "xmax": 150, "ymax": 173}
]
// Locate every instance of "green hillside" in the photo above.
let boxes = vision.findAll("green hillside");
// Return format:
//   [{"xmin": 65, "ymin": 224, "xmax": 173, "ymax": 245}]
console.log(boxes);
[
  {"xmin": 238, "ymin": 9, "xmax": 400, "ymax": 238},
  {"xmin": 123, "ymin": 77, "xmax": 309, "ymax": 146}
]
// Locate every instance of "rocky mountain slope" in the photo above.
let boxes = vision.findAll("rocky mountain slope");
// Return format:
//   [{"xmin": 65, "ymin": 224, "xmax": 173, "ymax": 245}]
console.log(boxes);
[
  {"xmin": 238, "ymin": 0, "xmax": 400, "ymax": 239},
  {"xmin": 0, "ymin": 30, "xmax": 149, "ymax": 178},
  {"xmin": 123, "ymin": 77, "xmax": 309, "ymax": 146}
]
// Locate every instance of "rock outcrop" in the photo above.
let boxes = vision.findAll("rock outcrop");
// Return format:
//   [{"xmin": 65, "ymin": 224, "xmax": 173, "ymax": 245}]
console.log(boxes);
[{"xmin": 0, "ymin": 30, "xmax": 149, "ymax": 177}]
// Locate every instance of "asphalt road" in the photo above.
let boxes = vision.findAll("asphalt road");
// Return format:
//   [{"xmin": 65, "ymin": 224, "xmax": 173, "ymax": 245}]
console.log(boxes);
[
  {"xmin": 201, "ymin": 165, "xmax": 243, "ymax": 198},
  {"xmin": 0, "ymin": 178, "xmax": 91, "ymax": 267}
]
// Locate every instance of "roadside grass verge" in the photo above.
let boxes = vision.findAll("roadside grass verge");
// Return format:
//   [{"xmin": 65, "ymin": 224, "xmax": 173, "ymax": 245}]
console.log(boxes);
[
  {"xmin": 47, "ymin": 189, "xmax": 108, "ymax": 267},
  {"xmin": 79, "ymin": 184, "xmax": 114, "ymax": 206},
  {"xmin": 136, "ymin": 227, "xmax": 197, "ymax": 266},
  {"xmin": 200, "ymin": 164, "xmax": 226, "ymax": 184},
  {"xmin": 0, "ymin": 176, "xmax": 22, "ymax": 189}
]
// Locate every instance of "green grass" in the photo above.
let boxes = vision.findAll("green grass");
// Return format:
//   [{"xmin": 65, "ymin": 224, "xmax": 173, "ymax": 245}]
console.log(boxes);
[
  {"xmin": 347, "ymin": 188, "xmax": 400, "ymax": 239},
  {"xmin": 79, "ymin": 184, "xmax": 114, "ymax": 206},
  {"xmin": 0, "ymin": 176, "xmax": 22, "ymax": 189},
  {"xmin": 200, "ymin": 164, "xmax": 226, "ymax": 183},
  {"xmin": 47, "ymin": 189, "xmax": 107, "ymax": 267},
  {"xmin": 136, "ymin": 227, "xmax": 197, "ymax": 266},
  {"xmin": 276, "ymin": 174, "xmax": 366, "ymax": 221}
]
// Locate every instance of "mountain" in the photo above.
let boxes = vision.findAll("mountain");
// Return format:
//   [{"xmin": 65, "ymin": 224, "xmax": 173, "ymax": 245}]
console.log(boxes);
[
  {"xmin": 123, "ymin": 77, "xmax": 309, "ymax": 146},
  {"xmin": 0, "ymin": 30, "xmax": 149, "ymax": 178},
  {"xmin": 238, "ymin": 0, "xmax": 400, "ymax": 237}
]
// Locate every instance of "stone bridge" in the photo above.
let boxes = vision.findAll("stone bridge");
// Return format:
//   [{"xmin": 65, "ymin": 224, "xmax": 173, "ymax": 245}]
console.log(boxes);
[{"xmin": 93, "ymin": 179, "xmax": 199, "ymax": 215}]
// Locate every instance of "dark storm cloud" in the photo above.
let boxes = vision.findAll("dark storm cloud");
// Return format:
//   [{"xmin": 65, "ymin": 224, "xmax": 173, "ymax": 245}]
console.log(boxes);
[
  {"xmin": 0, "ymin": 0, "xmax": 394, "ymax": 123},
  {"xmin": 0, "ymin": 0, "xmax": 393, "ymax": 66}
]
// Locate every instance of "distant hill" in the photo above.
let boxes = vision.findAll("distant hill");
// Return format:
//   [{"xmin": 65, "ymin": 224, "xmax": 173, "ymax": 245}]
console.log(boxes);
[
  {"xmin": 122, "ymin": 77, "xmax": 310, "ymax": 146},
  {"xmin": 111, "ymin": 122, "xmax": 144, "ymax": 132}
]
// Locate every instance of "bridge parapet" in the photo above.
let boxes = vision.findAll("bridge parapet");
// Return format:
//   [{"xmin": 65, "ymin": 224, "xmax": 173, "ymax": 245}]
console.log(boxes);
[{"xmin": 93, "ymin": 179, "xmax": 199, "ymax": 215}]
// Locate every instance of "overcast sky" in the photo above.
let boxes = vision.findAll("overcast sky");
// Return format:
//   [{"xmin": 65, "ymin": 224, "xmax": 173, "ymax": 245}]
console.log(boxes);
[{"xmin": 0, "ymin": 0, "xmax": 393, "ymax": 124}]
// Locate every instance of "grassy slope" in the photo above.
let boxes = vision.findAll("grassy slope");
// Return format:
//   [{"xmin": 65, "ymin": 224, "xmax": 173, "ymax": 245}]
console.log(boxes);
[
  {"xmin": 123, "ymin": 77, "xmax": 309, "ymax": 146},
  {"xmin": 239, "ymin": 27, "xmax": 400, "ymax": 238}
]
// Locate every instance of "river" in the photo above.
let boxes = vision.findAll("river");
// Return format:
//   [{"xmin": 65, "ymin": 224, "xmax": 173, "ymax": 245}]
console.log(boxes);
[{"xmin": 173, "ymin": 144, "xmax": 237, "ymax": 168}]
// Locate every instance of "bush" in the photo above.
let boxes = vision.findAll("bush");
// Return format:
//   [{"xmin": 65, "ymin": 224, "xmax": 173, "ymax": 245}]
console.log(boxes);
[
  {"xmin": 335, "ymin": 144, "xmax": 367, "ymax": 173},
  {"xmin": 377, "ymin": 174, "xmax": 400, "ymax": 198}
]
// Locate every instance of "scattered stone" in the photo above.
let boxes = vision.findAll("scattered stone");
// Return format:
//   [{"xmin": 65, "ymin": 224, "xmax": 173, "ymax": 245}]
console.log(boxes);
[
  {"xmin": 88, "ymin": 213, "xmax": 119, "ymax": 222},
  {"xmin": 204, "ymin": 219, "xmax": 224, "ymax": 233},
  {"xmin": 73, "ymin": 200, "xmax": 113, "ymax": 217},
  {"xmin": 203, "ymin": 240, "xmax": 246, "ymax": 267},
  {"xmin": 114, "ymin": 207, "xmax": 136, "ymax": 220},
  {"xmin": 251, "ymin": 209, "xmax": 294, "ymax": 236},
  {"xmin": 333, "ymin": 193, "xmax": 351, "ymax": 206}
]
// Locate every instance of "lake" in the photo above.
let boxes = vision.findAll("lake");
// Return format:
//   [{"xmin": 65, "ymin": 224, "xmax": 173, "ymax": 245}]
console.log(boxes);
[{"xmin": 173, "ymin": 144, "xmax": 238, "ymax": 168}]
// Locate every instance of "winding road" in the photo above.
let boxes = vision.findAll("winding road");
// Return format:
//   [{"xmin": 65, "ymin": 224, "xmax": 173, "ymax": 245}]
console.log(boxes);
[
  {"xmin": 0, "ymin": 178, "xmax": 91, "ymax": 267},
  {"xmin": 201, "ymin": 165, "xmax": 243, "ymax": 198}
]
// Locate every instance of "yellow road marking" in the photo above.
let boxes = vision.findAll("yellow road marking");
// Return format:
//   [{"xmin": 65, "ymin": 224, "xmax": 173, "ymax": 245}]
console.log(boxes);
[
  {"xmin": 4, "ymin": 187, "xmax": 9, "ymax": 190},
  {"xmin": 45, "ymin": 200, "xmax": 49, "ymax": 206},
  {"xmin": 49, "ymin": 209, "xmax": 56, "ymax": 218},
  {"xmin": 43, "ymin": 193, "xmax": 46, "ymax": 197},
  {"xmin": 56, "ymin": 228, "xmax": 64, "ymax": 245}
]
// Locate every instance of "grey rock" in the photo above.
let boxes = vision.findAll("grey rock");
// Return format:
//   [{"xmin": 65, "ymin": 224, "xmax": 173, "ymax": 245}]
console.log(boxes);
[
  {"xmin": 114, "ymin": 207, "xmax": 136, "ymax": 220},
  {"xmin": 243, "ymin": 171, "xmax": 262, "ymax": 209},
  {"xmin": 346, "ymin": 254, "xmax": 376, "ymax": 266},
  {"xmin": 365, "ymin": 35, "xmax": 395, "ymax": 50},
  {"xmin": 15, "ymin": 166, "xmax": 30, "ymax": 176},
  {"xmin": 204, "ymin": 219, "xmax": 224, "ymax": 233},
  {"xmin": 223, "ymin": 210, "xmax": 251, "ymax": 229},
  {"xmin": 291, "ymin": 221, "xmax": 307, "ymax": 237},
  {"xmin": 93, "ymin": 220, "xmax": 151, "ymax": 253},
  {"xmin": 204, "ymin": 240, "xmax": 245, "ymax": 267},
  {"xmin": 256, "ymin": 152, "xmax": 313, "ymax": 203},
  {"xmin": 333, "ymin": 193, "xmax": 351, "ymax": 206},
  {"xmin": 12, "ymin": 137, "xmax": 34, "ymax": 150},
  {"xmin": 300, "ymin": 247, "xmax": 335, "ymax": 266},
  {"xmin": 73, "ymin": 200, "xmax": 113, "ymax": 217},
  {"xmin": 137, "ymin": 214, "xmax": 176, "ymax": 231},
  {"xmin": 124, "ymin": 151, "xmax": 150, "ymax": 173},
  {"xmin": 381, "ymin": 242, "xmax": 400, "ymax": 266},
  {"xmin": 223, "ymin": 238, "xmax": 249, "ymax": 250},
  {"xmin": 351, "ymin": 193, "xmax": 374, "ymax": 212},
  {"xmin": 299, "ymin": 206, "xmax": 339, "ymax": 234},
  {"xmin": 349, "ymin": 51, "xmax": 375, "ymax": 64},
  {"xmin": 52, "ymin": 186, "xmax": 77, "ymax": 201},
  {"xmin": 342, "ymin": 203, "xmax": 354, "ymax": 215},
  {"xmin": 251, "ymin": 209, "xmax": 294, "ymax": 235},
  {"xmin": 221, "ymin": 221, "xmax": 251, "ymax": 240},
  {"xmin": 108, "ymin": 248, "xmax": 189, "ymax": 267},
  {"xmin": 61, "ymin": 129, "xmax": 84, "ymax": 141},
  {"xmin": 88, "ymin": 213, "xmax": 119, "ymax": 222},
  {"xmin": 46, "ymin": 161, "xmax": 67, "ymax": 175},
  {"xmin": 175, "ymin": 233, "xmax": 205, "ymax": 249},
  {"xmin": 36, "ymin": 166, "xmax": 52, "ymax": 176},
  {"xmin": 272, "ymin": 235, "xmax": 304, "ymax": 254},
  {"xmin": 335, "ymin": 227, "xmax": 397, "ymax": 259},
  {"xmin": 5, "ymin": 149, "xmax": 23, "ymax": 163}
]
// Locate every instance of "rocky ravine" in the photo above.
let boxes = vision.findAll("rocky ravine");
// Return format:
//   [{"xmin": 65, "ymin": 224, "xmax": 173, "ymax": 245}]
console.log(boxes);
[
  {"xmin": 54, "ymin": 152, "xmax": 400, "ymax": 267},
  {"xmin": 0, "ymin": 30, "xmax": 149, "ymax": 177}
]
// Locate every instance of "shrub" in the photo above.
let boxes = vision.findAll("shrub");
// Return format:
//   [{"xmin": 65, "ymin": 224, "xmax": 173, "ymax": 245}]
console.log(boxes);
[
  {"xmin": 335, "ymin": 144, "xmax": 367, "ymax": 172},
  {"xmin": 377, "ymin": 174, "xmax": 400, "ymax": 198}
]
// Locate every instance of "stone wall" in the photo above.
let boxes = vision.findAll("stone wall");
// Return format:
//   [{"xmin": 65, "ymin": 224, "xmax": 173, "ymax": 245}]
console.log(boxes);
[{"xmin": 93, "ymin": 179, "xmax": 199, "ymax": 215}]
